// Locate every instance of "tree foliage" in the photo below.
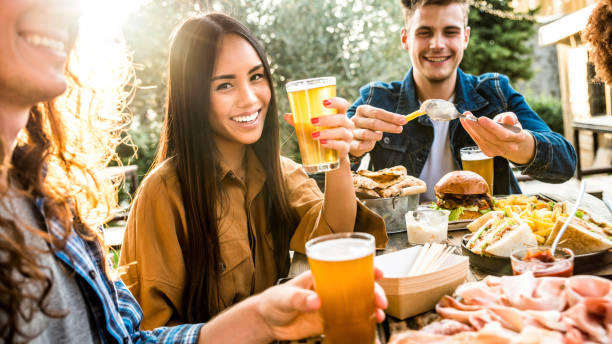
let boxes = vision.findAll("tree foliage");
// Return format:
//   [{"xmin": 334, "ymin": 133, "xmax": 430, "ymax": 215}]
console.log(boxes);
[{"xmin": 461, "ymin": 0, "xmax": 535, "ymax": 80}]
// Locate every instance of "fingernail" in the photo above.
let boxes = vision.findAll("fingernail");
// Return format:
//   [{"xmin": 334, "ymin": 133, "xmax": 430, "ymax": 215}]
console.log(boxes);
[
  {"xmin": 310, "ymin": 118, "xmax": 319, "ymax": 124},
  {"xmin": 319, "ymin": 139, "xmax": 328, "ymax": 144},
  {"xmin": 311, "ymin": 131, "xmax": 320, "ymax": 138},
  {"xmin": 323, "ymin": 99, "xmax": 331, "ymax": 106}
]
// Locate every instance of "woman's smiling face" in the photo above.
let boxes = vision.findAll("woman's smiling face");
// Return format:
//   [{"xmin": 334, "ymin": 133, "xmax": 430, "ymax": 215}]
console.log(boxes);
[
  {"xmin": 0, "ymin": 0, "xmax": 81, "ymax": 107},
  {"xmin": 209, "ymin": 33, "xmax": 271, "ymax": 147}
]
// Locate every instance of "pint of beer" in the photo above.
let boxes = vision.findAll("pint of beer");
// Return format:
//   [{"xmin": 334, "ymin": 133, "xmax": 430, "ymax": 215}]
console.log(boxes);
[
  {"xmin": 306, "ymin": 233, "xmax": 376, "ymax": 344},
  {"xmin": 460, "ymin": 146, "xmax": 494, "ymax": 193},
  {"xmin": 286, "ymin": 77, "xmax": 339, "ymax": 173}
]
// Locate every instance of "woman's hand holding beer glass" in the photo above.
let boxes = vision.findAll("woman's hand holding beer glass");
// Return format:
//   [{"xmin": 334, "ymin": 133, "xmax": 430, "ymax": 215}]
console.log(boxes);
[
  {"xmin": 283, "ymin": 97, "xmax": 355, "ymax": 165},
  {"xmin": 256, "ymin": 269, "xmax": 388, "ymax": 342},
  {"xmin": 459, "ymin": 111, "xmax": 536, "ymax": 165}
]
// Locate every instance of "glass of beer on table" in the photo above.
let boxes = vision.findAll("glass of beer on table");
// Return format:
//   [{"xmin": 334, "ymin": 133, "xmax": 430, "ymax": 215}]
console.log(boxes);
[
  {"xmin": 460, "ymin": 146, "xmax": 494, "ymax": 192},
  {"xmin": 286, "ymin": 77, "xmax": 339, "ymax": 173},
  {"xmin": 305, "ymin": 232, "xmax": 376, "ymax": 344}
]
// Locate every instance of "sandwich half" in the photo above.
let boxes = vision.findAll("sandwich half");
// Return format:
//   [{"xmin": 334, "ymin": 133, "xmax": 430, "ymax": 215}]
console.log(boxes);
[
  {"xmin": 466, "ymin": 211, "xmax": 537, "ymax": 257},
  {"xmin": 544, "ymin": 216, "xmax": 612, "ymax": 254}
]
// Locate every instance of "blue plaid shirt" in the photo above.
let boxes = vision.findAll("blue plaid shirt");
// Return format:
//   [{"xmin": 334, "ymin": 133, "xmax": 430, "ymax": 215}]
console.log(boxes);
[{"xmin": 37, "ymin": 198, "xmax": 203, "ymax": 344}]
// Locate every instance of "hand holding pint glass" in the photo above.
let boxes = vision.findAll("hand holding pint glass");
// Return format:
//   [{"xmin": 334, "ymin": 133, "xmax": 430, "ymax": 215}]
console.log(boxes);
[
  {"xmin": 460, "ymin": 146, "xmax": 494, "ymax": 193},
  {"xmin": 286, "ymin": 77, "xmax": 339, "ymax": 173},
  {"xmin": 306, "ymin": 232, "xmax": 377, "ymax": 344}
]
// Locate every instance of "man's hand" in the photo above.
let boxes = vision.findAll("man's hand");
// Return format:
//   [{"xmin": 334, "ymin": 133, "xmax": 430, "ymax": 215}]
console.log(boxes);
[
  {"xmin": 460, "ymin": 111, "xmax": 535, "ymax": 165},
  {"xmin": 350, "ymin": 104, "xmax": 406, "ymax": 157}
]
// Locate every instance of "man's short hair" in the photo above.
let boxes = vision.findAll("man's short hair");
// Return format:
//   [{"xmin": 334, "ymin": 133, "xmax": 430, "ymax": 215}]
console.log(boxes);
[{"xmin": 401, "ymin": 0, "xmax": 470, "ymax": 27}]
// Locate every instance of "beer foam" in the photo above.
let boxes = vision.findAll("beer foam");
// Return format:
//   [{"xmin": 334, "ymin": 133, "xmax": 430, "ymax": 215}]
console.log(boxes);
[
  {"xmin": 461, "ymin": 151, "xmax": 493, "ymax": 161},
  {"xmin": 286, "ymin": 77, "xmax": 336, "ymax": 92},
  {"xmin": 307, "ymin": 238, "xmax": 373, "ymax": 261}
]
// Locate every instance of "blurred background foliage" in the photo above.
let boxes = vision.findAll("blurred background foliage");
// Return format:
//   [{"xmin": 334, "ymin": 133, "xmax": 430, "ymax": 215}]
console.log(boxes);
[{"xmin": 120, "ymin": 0, "xmax": 561, "ymax": 180}]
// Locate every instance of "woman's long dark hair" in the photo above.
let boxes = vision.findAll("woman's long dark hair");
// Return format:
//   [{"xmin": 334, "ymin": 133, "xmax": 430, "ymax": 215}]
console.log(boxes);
[{"xmin": 154, "ymin": 13, "xmax": 298, "ymax": 323}]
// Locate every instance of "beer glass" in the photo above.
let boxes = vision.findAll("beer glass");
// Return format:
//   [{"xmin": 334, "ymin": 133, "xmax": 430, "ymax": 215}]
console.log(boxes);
[
  {"xmin": 286, "ymin": 77, "xmax": 339, "ymax": 173},
  {"xmin": 305, "ymin": 232, "xmax": 376, "ymax": 344},
  {"xmin": 460, "ymin": 146, "xmax": 494, "ymax": 193}
]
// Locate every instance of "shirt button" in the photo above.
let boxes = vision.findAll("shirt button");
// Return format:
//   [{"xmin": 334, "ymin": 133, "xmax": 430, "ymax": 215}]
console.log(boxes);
[
  {"xmin": 89, "ymin": 270, "xmax": 97, "ymax": 279},
  {"xmin": 218, "ymin": 262, "xmax": 226, "ymax": 273},
  {"xmin": 383, "ymin": 137, "xmax": 391, "ymax": 144}
]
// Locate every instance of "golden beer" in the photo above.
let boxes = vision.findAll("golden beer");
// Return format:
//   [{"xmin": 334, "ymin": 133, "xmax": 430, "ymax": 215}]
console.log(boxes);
[
  {"xmin": 460, "ymin": 146, "xmax": 494, "ymax": 193},
  {"xmin": 306, "ymin": 233, "xmax": 376, "ymax": 344},
  {"xmin": 286, "ymin": 77, "xmax": 339, "ymax": 173}
]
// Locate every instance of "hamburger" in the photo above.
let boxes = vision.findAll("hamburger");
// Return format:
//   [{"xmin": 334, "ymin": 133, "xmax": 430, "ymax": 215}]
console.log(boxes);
[{"xmin": 434, "ymin": 171, "xmax": 494, "ymax": 221}]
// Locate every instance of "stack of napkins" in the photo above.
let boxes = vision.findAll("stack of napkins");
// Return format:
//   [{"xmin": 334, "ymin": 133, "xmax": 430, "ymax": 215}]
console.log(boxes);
[{"xmin": 374, "ymin": 246, "xmax": 468, "ymax": 319}]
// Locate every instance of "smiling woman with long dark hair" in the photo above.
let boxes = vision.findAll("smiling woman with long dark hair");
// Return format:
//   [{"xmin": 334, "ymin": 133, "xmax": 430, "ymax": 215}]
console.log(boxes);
[{"xmin": 119, "ymin": 13, "xmax": 387, "ymax": 328}]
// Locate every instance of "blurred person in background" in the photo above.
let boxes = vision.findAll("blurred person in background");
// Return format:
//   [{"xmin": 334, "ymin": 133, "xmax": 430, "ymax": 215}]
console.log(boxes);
[
  {"xmin": 119, "ymin": 13, "xmax": 387, "ymax": 329},
  {"xmin": 346, "ymin": 0, "xmax": 576, "ymax": 200},
  {"xmin": 0, "ymin": 1, "xmax": 387, "ymax": 342}
]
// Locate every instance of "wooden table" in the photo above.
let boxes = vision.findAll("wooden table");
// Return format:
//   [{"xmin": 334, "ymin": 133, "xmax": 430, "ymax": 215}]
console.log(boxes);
[
  {"xmin": 572, "ymin": 116, "xmax": 612, "ymax": 179},
  {"xmin": 286, "ymin": 188, "xmax": 612, "ymax": 343}
]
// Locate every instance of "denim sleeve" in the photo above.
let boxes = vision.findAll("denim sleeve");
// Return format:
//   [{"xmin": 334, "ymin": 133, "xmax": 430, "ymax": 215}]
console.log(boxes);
[
  {"xmin": 498, "ymin": 75, "xmax": 577, "ymax": 183},
  {"xmin": 346, "ymin": 83, "xmax": 373, "ymax": 119}
]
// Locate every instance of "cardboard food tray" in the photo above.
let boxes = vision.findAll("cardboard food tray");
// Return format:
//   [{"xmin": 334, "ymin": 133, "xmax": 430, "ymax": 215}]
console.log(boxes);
[
  {"xmin": 375, "ymin": 246, "xmax": 469, "ymax": 319},
  {"xmin": 444, "ymin": 193, "xmax": 558, "ymax": 231}
]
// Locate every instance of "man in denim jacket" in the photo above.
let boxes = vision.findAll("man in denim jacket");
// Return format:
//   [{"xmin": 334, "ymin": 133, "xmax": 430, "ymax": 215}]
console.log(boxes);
[{"xmin": 346, "ymin": 0, "xmax": 576, "ymax": 200}]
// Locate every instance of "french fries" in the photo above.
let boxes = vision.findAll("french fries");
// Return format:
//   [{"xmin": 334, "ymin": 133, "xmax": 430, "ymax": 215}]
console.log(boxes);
[{"xmin": 494, "ymin": 195, "xmax": 564, "ymax": 244}]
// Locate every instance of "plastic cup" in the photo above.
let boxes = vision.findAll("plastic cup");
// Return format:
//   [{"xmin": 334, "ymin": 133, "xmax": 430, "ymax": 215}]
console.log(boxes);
[{"xmin": 405, "ymin": 209, "xmax": 450, "ymax": 245}]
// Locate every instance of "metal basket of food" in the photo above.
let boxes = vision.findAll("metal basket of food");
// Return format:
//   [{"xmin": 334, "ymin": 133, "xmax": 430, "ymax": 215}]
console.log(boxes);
[{"xmin": 353, "ymin": 166, "xmax": 426, "ymax": 233}]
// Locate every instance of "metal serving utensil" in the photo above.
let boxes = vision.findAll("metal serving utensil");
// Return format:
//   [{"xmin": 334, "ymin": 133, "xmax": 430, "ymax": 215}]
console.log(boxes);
[
  {"xmin": 405, "ymin": 99, "xmax": 522, "ymax": 133},
  {"xmin": 550, "ymin": 180, "xmax": 587, "ymax": 255}
]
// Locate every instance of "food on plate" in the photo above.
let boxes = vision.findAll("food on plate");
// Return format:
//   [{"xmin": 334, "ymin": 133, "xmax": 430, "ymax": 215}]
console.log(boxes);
[
  {"xmin": 465, "ymin": 211, "xmax": 537, "ymax": 257},
  {"xmin": 484, "ymin": 196, "xmax": 612, "ymax": 254},
  {"xmin": 511, "ymin": 247, "xmax": 574, "ymax": 277},
  {"xmin": 543, "ymin": 213, "xmax": 612, "ymax": 254},
  {"xmin": 434, "ymin": 171, "xmax": 494, "ymax": 221},
  {"xmin": 353, "ymin": 165, "xmax": 426, "ymax": 199},
  {"xmin": 389, "ymin": 273, "xmax": 612, "ymax": 344},
  {"xmin": 494, "ymin": 194, "xmax": 561, "ymax": 243}
]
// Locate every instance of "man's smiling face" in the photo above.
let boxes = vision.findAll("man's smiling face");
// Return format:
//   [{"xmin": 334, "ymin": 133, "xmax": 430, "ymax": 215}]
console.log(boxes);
[{"xmin": 401, "ymin": 3, "xmax": 470, "ymax": 86}]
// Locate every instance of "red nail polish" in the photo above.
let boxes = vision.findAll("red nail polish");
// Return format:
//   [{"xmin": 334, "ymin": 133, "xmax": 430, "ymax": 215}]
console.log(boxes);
[
  {"xmin": 311, "ymin": 131, "xmax": 320, "ymax": 138},
  {"xmin": 319, "ymin": 139, "xmax": 328, "ymax": 144},
  {"xmin": 323, "ymin": 99, "xmax": 331, "ymax": 106},
  {"xmin": 311, "ymin": 118, "xmax": 319, "ymax": 124}
]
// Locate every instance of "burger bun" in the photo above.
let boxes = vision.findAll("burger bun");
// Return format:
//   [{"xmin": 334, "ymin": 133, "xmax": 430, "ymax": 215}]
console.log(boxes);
[{"xmin": 434, "ymin": 171, "xmax": 490, "ymax": 196}]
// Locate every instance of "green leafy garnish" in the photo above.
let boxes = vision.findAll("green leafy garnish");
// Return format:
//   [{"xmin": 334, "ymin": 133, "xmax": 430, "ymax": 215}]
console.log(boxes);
[
  {"xmin": 576, "ymin": 210, "xmax": 584, "ymax": 219},
  {"xmin": 479, "ymin": 209, "xmax": 492, "ymax": 215},
  {"xmin": 548, "ymin": 202, "xmax": 555, "ymax": 211},
  {"xmin": 449, "ymin": 207, "xmax": 464, "ymax": 221}
]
